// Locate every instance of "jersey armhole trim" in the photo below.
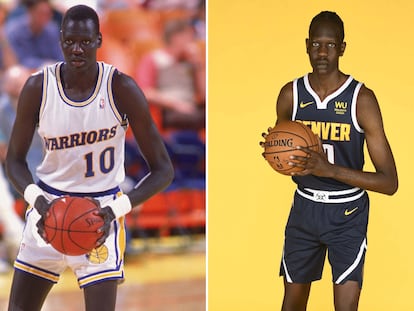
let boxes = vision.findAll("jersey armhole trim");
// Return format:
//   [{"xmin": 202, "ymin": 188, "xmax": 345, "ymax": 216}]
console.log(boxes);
[
  {"xmin": 292, "ymin": 79, "xmax": 298, "ymax": 120},
  {"xmin": 38, "ymin": 66, "xmax": 48, "ymax": 123},
  {"xmin": 351, "ymin": 82, "xmax": 364, "ymax": 133},
  {"xmin": 107, "ymin": 67, "xmax": 128, "ymax": 129}
]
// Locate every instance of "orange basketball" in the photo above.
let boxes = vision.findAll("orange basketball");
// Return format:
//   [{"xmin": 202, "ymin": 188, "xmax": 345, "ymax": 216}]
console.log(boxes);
[
  {"xmin": 44, "ymin": 196, "xmax": 104, "ymax": 256},
  {"xmin": 263, "ymin": 121, "xmax": 321, "ymax": 175}
]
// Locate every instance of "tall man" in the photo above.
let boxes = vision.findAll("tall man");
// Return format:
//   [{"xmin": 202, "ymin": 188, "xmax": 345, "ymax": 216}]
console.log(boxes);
[
  {"xmin": 6, "ymin": 5, "xmax": 174, "ymax": 311},
  {"xmin": 262, "ymin": 11, "xmax": 398, "ymax": 311}
]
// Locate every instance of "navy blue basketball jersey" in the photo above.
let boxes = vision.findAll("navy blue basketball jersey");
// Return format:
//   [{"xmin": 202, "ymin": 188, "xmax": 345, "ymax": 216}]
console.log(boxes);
[{"xmin": 291, "ymin": 74, "xmax": 365, "ymax": 190}]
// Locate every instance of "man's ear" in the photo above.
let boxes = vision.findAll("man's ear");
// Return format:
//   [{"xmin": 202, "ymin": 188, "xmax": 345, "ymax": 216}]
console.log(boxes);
[
  {"xmin": 97, "ymin": 33, "xmax": 103, "ymax": 48},
  {"xmin": 305, "ymin": 38, "xmax": 310, "ymax": 54},
  {"xmin": 340, "ymin": 41, "xmax": 346, "ymax": 56}
]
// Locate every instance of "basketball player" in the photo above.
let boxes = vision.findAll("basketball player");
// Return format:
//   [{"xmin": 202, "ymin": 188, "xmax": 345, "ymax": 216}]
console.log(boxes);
[
  {"xmin": 261, "ymin": 11, "xmax": 398, "ymax": 311},
  {"xmin": 5, "ymin": 5, "xmax": 174, "ymax": 311}
]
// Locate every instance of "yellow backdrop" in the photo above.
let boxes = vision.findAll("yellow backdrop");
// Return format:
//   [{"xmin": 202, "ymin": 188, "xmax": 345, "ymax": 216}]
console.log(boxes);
[{"xmin": 208, "ymin": 1, "xmax": 412, "ymax": 310}]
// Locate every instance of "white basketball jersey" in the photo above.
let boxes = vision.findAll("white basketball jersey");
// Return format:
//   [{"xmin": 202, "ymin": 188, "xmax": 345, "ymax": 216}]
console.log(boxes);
[{"xmin": 36, "ymin": 62, "xmax": 127, "ymax": 193}]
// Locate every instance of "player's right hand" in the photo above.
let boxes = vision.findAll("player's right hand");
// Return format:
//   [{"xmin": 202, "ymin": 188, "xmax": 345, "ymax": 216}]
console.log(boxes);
[
  {"xmin": 34, "ymin": 196, "xmax": 51, "ymax": 242},
  {"xmin": 259, "ymin": 127, "xmax": 272, "ymax": 158},
  {"xmin": 259, "ymin": 127, "xmax": 272, "ymax": 147}
]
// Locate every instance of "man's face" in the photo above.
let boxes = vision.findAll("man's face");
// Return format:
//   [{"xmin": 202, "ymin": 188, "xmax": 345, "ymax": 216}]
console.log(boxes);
[
  {"xmin": 306, "ymin": 21, "xmax": 345, "ymax": 75},
  {"xmin": 60, "ymin": 19, "xmax": 101, "ymax": 71}
]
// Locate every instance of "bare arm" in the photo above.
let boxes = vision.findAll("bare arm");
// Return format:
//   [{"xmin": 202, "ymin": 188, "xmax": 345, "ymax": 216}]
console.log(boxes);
[
  {"xmin": 326, "ymin": 86, "xmax": 398, "ymax": 194},
  {"xmin": 112, "ymin": 71, "xmax": 174, "ymax": 207},
  {"xmin": 275, "ymin": 81, "xmax": 294, "ymax": 124},
  {"xmin": 5, "ymin": 73, "xmax": 43, "ymax": 196}
]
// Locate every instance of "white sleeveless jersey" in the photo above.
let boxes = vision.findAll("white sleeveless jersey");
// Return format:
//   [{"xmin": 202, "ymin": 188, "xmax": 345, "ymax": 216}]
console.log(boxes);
[{"xmin": 36, "ymin": 62, "xmax": 128, "ymax": 193}]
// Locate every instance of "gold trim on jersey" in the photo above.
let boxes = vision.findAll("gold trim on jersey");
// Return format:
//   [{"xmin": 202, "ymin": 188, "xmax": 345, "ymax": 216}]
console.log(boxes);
[
  {"xmin": 117, "ymin": 215, "xmax": 126, "ymax": 263},
  {"xmin": 38, "ymin": 67, "xmax": 49, "ymax": 122},
  {"xmin": 14, "ymin": 261, "xmax": 60, "ymax": 283},
  {"xmin": 107, "ymin": 67, "xmax": 128, "ymax": 127},
  {"xmin": 55, "ymin": 62, "xmax": 104, "ymax": 107},
  {"xmin": 78, "ymin": 268, "xmax": 124, "ymax": 288}
]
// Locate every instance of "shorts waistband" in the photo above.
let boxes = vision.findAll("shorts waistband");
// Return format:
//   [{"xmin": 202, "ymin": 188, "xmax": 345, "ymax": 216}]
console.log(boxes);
[
  {"xmin": 38, "ymin": 180, "xmax": 121, "ymax": 198},
  {"xmin": 296, "ymin": 186, "xmax": 365, "ymax": 203}
]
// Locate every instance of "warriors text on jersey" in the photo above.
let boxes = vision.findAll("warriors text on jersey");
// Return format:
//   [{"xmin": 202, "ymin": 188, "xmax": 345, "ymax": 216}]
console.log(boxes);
[
  {"xmin": 292, "ymin": 74, "xmax": 365, "ymax": 191},
  {"xmin": 36, "ymin": 62, "xmax": 128, "ymax": 193}
]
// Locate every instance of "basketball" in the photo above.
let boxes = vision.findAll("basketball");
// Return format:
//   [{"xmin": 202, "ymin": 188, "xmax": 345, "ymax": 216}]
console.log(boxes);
[
  {"xmin": 44, "ymin": 196, "xmax": 104, "ymax": 256},
  {"xmin": 263, "ymin": 121, "xmax": 322, "ymax": 175}
]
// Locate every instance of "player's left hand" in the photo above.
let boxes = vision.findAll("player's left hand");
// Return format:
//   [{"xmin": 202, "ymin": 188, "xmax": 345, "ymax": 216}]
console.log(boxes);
[
  {"xmin": 95, "ymin": 206, "xmax": 116, "ymax": 246},
  {"xmin": 288, "ymin": 145, "xmax": 331, "ymax": 176},
  {"xmin": 35, "ymin": 195, "xmax": 52, "ymax": 243}
]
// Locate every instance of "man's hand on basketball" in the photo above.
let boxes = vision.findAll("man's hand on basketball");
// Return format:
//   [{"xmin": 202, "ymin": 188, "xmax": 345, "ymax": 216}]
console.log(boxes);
[
  {"xmin": 289, "ymin": 145, "xmax": 332, "ymax": 177},
  {"xmin": 34, "ymin": 196, "xmax": 51, "ymax": 242},
  {"xmin": 259, "ymin": 127, "xmax": 272, "ymax": 146},
  {"xmin": 259, "ymin": 127, "xmax": 273, "ymax": 157},
  {"xmin": 95, "ymin": 206, "xmax": 116, "ymax": 246}
]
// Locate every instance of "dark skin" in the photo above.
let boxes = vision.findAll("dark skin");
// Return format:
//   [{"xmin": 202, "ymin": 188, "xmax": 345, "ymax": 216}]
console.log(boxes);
[
  {"xmin": 5, "ymin": 18, "xmax": 174, "ymax": 311},
  {"xmin": 261, "ymin": 20, "xmax": 398, "ymax": 311}
]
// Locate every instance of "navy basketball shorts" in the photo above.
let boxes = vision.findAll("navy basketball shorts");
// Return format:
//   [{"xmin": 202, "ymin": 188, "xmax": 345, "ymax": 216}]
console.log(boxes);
[{"xmin": 280, "ymin": 189, "xmax": 369, "ymax": 288}]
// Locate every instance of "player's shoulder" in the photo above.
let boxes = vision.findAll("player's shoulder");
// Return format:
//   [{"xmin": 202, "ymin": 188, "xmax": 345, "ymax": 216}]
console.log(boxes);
[
  {"xmin": 278, "ymin": 81, "xmax": 294, "ymax": 100},
  {"xmin": 356, "ymin": 83, "xmax": 377, "ymax": 103},
  {"xmin": 279, "ymin": 74, "xmax": 306, "ymax": 94},
  {"xmin": 108, "ymin": 65, "xmax": 147, "ymax": 113},
  {"xmin": 110, "ymin": 67, "xmax": 137, "ymax": 89},
  {"xmin": 347, "ymin": 75, "xmax": 373, "ymax": 96},
  {"xmin": 282, "ymin": 80, "xmax": 294, "ymax": 89},
  {"xmin": 23, "ymin": 69, "xmax": 45, "ymax": 90}
]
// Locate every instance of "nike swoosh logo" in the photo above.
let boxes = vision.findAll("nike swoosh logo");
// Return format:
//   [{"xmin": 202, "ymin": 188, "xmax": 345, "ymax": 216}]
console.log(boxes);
[
  {"xmin": 344, "ymin": 207, "xmax": 359, "ymax": 216},
  {"xmin": 300, "ymin": 101, "xmax": 314, "ymax": 108}
]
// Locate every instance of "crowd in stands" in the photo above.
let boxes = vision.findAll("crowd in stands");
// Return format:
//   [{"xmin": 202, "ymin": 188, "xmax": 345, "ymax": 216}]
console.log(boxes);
[{"xmin": 0, "ymin": 0, "xmax": 206, "ymax": 271}]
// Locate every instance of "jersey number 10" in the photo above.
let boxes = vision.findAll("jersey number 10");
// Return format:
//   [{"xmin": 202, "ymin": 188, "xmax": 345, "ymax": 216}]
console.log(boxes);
[{"xmin": 84, "ymin": 147, "xmax": 115, "ymax": 177}]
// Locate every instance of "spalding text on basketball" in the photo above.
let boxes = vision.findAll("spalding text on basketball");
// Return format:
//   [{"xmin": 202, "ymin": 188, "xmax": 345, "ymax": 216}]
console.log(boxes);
[
  {"xmin": 265, "ymin": 138, "xmax": 294, "ymax": 148},
  {"xmin": 85, "ymin": 217, "xmax": 102, "ymax": 227}
]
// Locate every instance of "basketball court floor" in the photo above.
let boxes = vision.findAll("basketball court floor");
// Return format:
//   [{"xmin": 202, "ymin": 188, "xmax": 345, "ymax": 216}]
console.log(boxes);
[{"xmin": 0, "ymin": 236, "xmax": 206, "ymax": 310}]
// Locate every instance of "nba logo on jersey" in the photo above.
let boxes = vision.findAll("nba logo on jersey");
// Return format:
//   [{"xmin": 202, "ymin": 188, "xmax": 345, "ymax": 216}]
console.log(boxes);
[{"xmin": 99, "ymin": 98, "xmax": 105, "ymax": 109}]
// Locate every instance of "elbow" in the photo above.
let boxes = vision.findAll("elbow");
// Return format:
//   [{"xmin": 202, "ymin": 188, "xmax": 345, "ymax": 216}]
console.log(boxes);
[
  {"xmin": 150, "ymin": 156, "xmax": 174, "ymax": 189},
  {"xmin": 384, "ymin": 178, "xmax": 398, "ymax": 196},
  {"xmin": 152, "ymin": 164, "xmax": 174, "ymax": 190},
  {"xmin": 165, "ymin": 165, "xmax": 175, "ymax": 186},
  {"xmin": 388, "ymin": 183, "xmax": 398, "ymax": 196},
  {"xmin": 161, "ymin": 161, "xmax": 175, "ymax": 188}
]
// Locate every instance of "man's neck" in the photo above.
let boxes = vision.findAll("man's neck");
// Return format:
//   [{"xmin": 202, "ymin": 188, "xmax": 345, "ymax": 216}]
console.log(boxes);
[{"xmin": 308, "ymin": 71, "xmax": 347, "ymax": 101}]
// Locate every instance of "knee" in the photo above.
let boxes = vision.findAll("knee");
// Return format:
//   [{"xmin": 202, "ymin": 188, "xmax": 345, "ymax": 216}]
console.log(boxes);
[
  {"xmin": 282, "ymin": 282, "xmax": 311, "ymax": 311},
  {"xmin": 334, "ymin": 281, "xmax": 361, "ymax": 311}
]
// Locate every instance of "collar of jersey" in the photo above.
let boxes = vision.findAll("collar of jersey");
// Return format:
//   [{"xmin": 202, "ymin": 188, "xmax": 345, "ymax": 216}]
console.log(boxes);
[
  {"xmin": 55, "ymin": 62, "xmax": 104, "ymax": 107},
  {"xmin": 304, "ymin": 74, "xmax": 354, "ymax": 109}
]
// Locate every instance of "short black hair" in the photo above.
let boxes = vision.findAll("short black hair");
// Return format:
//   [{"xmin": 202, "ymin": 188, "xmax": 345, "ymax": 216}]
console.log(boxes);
[
  {"xmin": 309, "ymin": 11, "xmax": 344, "ymax": 42},
  {"xmin": 61, "ymin": 5, "xmax": 100, "ymax": 33}
]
